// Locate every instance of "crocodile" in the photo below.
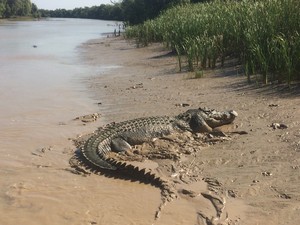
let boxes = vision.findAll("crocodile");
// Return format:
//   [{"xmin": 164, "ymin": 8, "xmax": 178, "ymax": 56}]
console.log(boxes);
[
  {"xmin": 71, "ymin": 107, "xmax": 238, "ymax": 219},
  {"xmin": 80, "ymin": 107, "xmax": 237, "ymax": 171}
]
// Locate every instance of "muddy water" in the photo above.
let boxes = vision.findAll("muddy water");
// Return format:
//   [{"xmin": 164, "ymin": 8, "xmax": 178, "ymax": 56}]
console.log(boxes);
[
  {"xmin": 0, "ymin": 18, "xmax": 117, "ymax": 152},
  {"xmin": 0, "ymin": 19, "xmax": 159, "ymax": 225}
]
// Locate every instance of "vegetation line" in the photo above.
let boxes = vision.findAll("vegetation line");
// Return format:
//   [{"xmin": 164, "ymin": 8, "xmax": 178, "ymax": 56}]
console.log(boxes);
[
  {"xmin": 126, "ymin": 0, "xmax": 300, "ymax": 85},
  {"xmin": 0, "ymin": 0, "xmax": 40, "ymax": 18},
  {"xmin": 36, "ymin": 1, "xmax": 201, "ymax": 24}
]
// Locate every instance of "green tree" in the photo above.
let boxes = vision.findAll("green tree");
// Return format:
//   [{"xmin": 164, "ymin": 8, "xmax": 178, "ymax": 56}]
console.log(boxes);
[
  {"xmin": 0, "ymin": 0, "xmax": 7, "ymax": 18},
  {"xmin": 120, "ymin": 0, "xmax": 190, "ymax": 25},
  {"xmin": 121, "ymin": 0, "xmax": 145, "ymax": 25},
  {"xmin": 4, "ymin": 0, "xmax": 32, "ymax": 17},
  {"xmin": 37, "ymin": 0, "xmax": 189, "ymax": 22},
  {"xmin": 31, "ymin": 2, "xmax": 39, "ymax": 17}
]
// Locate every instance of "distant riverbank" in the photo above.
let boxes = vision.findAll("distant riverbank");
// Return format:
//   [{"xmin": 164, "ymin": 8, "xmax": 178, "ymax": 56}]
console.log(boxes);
[{"xmin": 0, "ymin": 16, "xmax": 39, "ymax": 21}]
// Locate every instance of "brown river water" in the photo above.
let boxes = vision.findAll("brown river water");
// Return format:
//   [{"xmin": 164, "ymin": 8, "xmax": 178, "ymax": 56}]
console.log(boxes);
[
  {"xmin": 0, "ymin": 18, "xmax": 117, "ymax": 152},
  {"xmin": 0, "ymin": 19, "xmax": 151, "ymax": 225}
]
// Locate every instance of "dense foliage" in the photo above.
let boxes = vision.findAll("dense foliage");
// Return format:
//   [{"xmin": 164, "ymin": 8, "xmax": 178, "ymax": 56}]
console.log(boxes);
[
  {"xmin": 39, "ymin": 4, "xmax": 123, "ymax": 21},
  {"xmin": 126, "ymin": 0, "xmax": 300, "ymax": 85},
  {"xmin": 39, "ymin": 0, "xmax": 208, "ymax": 25},
  {"xmin": 120, "ymin": 0, "xmax": 201, "ymax": 25},
  {"xmin": 0, "ymin": 0, "xmax": 39, "ymax": 18}
]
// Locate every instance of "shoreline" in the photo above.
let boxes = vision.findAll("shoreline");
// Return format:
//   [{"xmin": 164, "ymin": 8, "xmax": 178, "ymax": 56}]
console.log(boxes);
[
  {"xmin": 1, "ymin": 34, "xmax": 299, "ymax": 225},
  {"xmin": 79, "ymin": 36, "xmax": 300, "ymax": 224}
]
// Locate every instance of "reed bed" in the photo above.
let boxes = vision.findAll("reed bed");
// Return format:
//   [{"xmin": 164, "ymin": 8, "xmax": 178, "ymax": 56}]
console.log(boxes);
[{"xmin": 125, "ymin": 0, "xmax": 300, "ymax": 85}]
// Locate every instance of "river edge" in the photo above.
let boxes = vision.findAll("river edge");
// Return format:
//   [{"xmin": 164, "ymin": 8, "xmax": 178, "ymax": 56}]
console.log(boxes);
[
  {"xmin": 79, "ymin": 36, "xmax": 300, "ymax": 225},
  {"xmin": 1, "ymin": 34, "xmax": 298, "ymax": 225}
]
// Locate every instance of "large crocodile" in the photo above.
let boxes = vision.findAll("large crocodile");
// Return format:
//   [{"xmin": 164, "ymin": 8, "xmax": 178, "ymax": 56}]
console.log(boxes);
[
  {"xmin": 71, "ymin": 107, "xmax": 238, "ymax": 219},
  {"xmin": 80, "ymin": 107, "xmax": 237, "ymax": 171}
]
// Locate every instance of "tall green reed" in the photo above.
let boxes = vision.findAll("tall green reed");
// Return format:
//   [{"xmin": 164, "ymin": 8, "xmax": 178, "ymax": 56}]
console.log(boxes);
[{"xmin": 126, "ymin": 0, "xmax": 300, "ymax": 85}]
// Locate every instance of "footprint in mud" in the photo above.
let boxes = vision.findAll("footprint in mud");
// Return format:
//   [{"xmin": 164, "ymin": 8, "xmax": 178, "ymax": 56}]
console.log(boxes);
[
  {"xmin": 31, "ymin": 146, "xmax": 53, "ymax": 157},
  {"xmin": 73, "ymin": 113, "xmax": 100, "ymax": 123},
  {"xmin": 4, "ymin": 182, "xmax": 34, "ymax": 208},
  {"xmin": 197, "ymin": 192, "xmax": 227, "ymax": 225},
  {"xmin": 174, "ymin": 179, "xmax": 241, "ymax": 225}
]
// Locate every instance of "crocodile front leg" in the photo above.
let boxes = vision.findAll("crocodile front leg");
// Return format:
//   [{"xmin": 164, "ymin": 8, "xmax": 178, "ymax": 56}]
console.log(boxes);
[{"xmin": 189, "ymin": 114, "xmax": 213, "ymax": 133}]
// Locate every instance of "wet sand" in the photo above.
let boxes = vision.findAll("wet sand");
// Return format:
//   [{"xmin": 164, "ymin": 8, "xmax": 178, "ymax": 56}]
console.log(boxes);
[{"xmin": 1, "ymin": 36, "xmax": 300, "ymax": 225}]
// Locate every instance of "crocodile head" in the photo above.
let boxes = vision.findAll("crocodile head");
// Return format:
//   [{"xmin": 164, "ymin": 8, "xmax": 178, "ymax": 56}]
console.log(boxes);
[{"xmin": 176, "ymin": 107, "xmax": 238, "ymax": 133}]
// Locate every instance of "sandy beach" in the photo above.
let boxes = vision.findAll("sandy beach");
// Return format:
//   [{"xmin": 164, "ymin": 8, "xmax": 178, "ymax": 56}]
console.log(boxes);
[{"xmin": 2, "ymin": 36, "xmax": 300, "ymax": 225}]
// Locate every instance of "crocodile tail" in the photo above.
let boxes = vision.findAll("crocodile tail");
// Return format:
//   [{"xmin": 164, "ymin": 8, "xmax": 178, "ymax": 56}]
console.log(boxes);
[{"xmin": 81, "ymin": 130, "xmax": 117, "ymax": 170}]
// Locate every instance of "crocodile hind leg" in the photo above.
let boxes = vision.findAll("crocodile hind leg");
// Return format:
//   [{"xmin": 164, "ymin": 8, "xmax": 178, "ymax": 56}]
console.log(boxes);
[{"xmin": 111, "ymin": 137, "xmax": 132, "ymax": 152}]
